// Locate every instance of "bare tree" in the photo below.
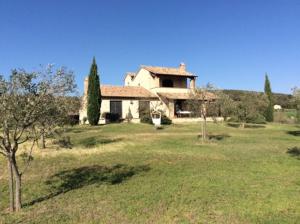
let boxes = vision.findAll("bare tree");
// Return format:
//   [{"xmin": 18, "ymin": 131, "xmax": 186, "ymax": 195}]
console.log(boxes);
[
  {"xmin": 0, "ymin": 65, "xmax": 76, "ymax": 212},
  {"xmin": 188, "ymin": 84, "xmax": 215, "ymax": 142}
]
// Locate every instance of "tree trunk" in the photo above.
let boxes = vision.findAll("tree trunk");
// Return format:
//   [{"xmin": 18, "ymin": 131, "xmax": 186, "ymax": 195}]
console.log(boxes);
[
  {"xmin": 7, "ymin": 160, "xmax": 15, "ymax": 212},
  {"xmin": 11, "ymin": 155, "xmax": 22, "ymax": 211},
  {"xmin": 14, "ymin": 173, "xmax": 21, "ymax": 211},
  {"xmin": 203, "ymin": 118, "xmax": 207, "ymax": 141},
  {"xmin": 40, "ymin": 129, "xmax": 46, "ymax": 149},
  {"xmin": 201, "ymin": 120, "xmax": 205, "ymax": 143}
]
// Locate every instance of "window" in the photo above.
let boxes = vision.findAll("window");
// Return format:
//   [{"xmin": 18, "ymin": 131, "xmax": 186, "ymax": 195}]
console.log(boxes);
[
  {"xmin": 110, "ymin": 101, "xmax": 122, "ymax": 117},
  {"xmin": 162, "ymin": 79, "xmax": 174, "ymax": 87},
  {"xmin": 139, "ymin": 101, "xmax": 150, "ymax": 117}
]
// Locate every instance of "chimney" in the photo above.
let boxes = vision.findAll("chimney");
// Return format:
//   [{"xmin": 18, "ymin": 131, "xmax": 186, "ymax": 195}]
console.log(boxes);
[
  {"xmin": 179, "ymin": 62, "xmax": 186, "ymax": 72},
  {"xmin": 84, "ymin": 77, "xmax": 89, "ymax": 95}
]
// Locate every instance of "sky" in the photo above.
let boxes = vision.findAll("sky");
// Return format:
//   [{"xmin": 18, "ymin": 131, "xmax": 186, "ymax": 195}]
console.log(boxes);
[{"xmin": 0, "ymin": 0, "xmax": 299, "ymax": 94}]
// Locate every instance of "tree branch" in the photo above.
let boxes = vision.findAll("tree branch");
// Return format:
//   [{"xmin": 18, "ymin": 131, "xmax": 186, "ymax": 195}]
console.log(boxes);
[{"xmin": 20, "ymin": 139, "xmax": 36, "ymax": 176}]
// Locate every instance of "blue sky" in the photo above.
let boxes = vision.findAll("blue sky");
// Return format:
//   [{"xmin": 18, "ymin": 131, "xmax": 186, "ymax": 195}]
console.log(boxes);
[{"xmin": 0, "ymin": 0, "xmax": 299, "ymax": 94}]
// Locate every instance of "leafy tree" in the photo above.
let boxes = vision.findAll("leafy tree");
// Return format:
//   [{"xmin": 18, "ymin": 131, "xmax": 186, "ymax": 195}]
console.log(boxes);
[
  {"xmin": 87, "ymin": 57, "xmax": 101, "ymax": 125},
  {"xmin": 207, "ymin": 90, "xmax": 236, "ymax": 121},
  {"xmin": 234, "ymin": 93, "xmax": 268, "ymax": 127},
  {"xmin": 38, "ymin": 95, "xmax": 80, "ymax": 149},
  {"xmin": 292, "ymin": 87, "xmax": 300, "ymax": 123},
  {"xmin": 0, "ymin": 66, "xmax": 76, "ymax": 212},
  {"xmin": 264, "ymin": 74, "xmax": 274, "ymax": 122}
]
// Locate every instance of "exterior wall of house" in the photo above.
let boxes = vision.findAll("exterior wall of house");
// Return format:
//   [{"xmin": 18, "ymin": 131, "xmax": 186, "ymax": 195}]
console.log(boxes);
[
  {"xmin": 159, "ymin": 76, "xmax": 187, "ymax": 88},
  {"xmin": 122, "ymin": 99, "xmax": 139, "ymax": 119},
  {"xmin": 128, "ymin": 68, "xmax": 159, "ymax": 89},
  {"xmin": 80, "ymin": 98, "xmax": 141, "ymax": 124},
  {"xmin": 124, "ymin": 75, "xmax": 133, "ymax": 86}
]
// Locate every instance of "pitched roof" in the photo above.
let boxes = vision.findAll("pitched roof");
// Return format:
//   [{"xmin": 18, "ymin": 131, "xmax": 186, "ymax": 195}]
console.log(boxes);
[
  {"xmin": 141, "ymin": 66, "xmax": 197, "ymax": 77},
  {"xmin": 101, "ymin": 85, "xmax": 157, "ymax": 98},
  {"xmin": 125, "ymin": 72, "xmax": 136, "ymax": 78},
  {"xmin": 157, "ymin": 91, "xmax": 216, "ymax": 100}
]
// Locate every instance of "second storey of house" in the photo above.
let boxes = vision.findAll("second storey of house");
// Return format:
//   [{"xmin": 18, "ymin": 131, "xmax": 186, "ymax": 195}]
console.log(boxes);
[{"xmin": 124, "ymin": 63, "xmax": 197, "ymax": 91}]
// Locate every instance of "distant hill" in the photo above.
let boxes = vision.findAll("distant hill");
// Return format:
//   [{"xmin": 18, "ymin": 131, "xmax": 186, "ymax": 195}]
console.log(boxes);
[{"xmin": 223, "ymin": 89, "xmax": 295, "ymax": 109}]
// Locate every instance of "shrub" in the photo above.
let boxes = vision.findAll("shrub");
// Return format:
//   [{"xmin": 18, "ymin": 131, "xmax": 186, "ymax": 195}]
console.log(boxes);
[
  {"xmin": 126, "ymin": 108, "xmax": 133, "ymax": 123},
  {"xmin": 246, "ymin": 113, "xmax": 266, "ymax": 124},
  {"xmin": 67, "ymin": 115, "xmax": 79, "ymax": 126},
  {"xmin": 274, "ymin": 111, "xmax": 295, "ymax": 124},
  {"xmin": 161, "ymin": 115, "xmax": 172, "ymax": 125},
  {"xmin": 102, "ymin": 112, "xmax": 120, "ymax": 123},
  {"xmin": 140, "ymin": 114, "xmax": 153, "ymax": 124},
  {"xmin": 53, "ymin": 136, "xmax": 72, "ymax": 149}
]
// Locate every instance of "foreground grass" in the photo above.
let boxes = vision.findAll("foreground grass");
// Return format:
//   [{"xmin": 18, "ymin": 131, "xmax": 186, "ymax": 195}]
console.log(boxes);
[{"xmin": 0, "ymin": 123, "xmax": 299, "ymax": 223}]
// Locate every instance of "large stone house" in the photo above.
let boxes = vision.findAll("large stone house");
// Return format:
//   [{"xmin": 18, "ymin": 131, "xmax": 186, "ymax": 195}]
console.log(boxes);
[{"xmin": 79, "ymin": 63, "xmax": 215, "ymax": 124}]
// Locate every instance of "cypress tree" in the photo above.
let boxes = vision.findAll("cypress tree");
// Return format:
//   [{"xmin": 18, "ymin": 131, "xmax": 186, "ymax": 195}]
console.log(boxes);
[
  {"xmin": 87, "ymin": 57, "xmax": 101, "ymax": 125},
  {"xmin": 264, "ymin": 74, "xmax": 274, "ymax": 122}
]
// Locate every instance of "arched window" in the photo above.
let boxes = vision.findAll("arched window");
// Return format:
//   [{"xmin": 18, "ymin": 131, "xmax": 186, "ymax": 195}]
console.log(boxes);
[{"xmin": 162, "ymin": 79, "xmax": 174, "ymax": 87}]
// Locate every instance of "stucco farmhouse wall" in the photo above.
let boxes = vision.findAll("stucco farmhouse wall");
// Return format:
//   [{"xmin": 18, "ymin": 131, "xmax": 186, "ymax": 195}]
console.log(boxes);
[
  {"xmin": 80, "ymin": 98, "xmax": 166, "ymax": 124},
  {"xmin": 126, "ymin": 69, "xmax": 159, "ymax": 89}
]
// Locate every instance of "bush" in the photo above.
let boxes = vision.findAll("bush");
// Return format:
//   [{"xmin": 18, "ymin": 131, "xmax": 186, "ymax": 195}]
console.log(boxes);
[
  {"xmin": 140, "ymin": 114, "xmax": 152, "ymax": 124},
  {"xmin": 140, "ymin": 114, "xmax": 172, "ymax": 125},
  {"xmin": 102, "ymin": 112, "xmax": 120, "ymax": 123},
  {"xmin": 161, "ymin": 115, "xmax": 172, "ymax": 125},
  {"xmin": 274, "ymin": 111, "xmax": 296, "ymax": 124},
  {"xmin": 228, "ymin": 113, "xmax": 266, "ymax": 124},
  {"xmin": 66, "ymin": 115, "xmax": 79, "ymax": 126},
  {"xmin": 126, "ymin": 108, "xmax": 133, "ymax": 123},
  {"xmin": 53, "ymin": 136, "xmax": 72, "ymax": 149},
  {"xmin": 246, "ymin": 113, "xmax": 266, "ymax": 124}
]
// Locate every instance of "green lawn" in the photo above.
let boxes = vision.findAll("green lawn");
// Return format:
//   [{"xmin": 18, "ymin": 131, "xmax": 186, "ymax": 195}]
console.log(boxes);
[{"xmin": 0, "ymin": 123, "xmax": 299, "ymax": 223}]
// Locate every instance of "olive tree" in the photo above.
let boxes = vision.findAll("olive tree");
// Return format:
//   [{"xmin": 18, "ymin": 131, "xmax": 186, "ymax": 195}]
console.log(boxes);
[
  {"xmin": 0, "ymin": 65, "xmax": 76, "ymax": 212},
  {"xmin": 38, "ymin": 95, "xmax": 80, "ymax": 149},
  {"xmin": 206, "ymin": 90, "xmax": 236, "ymax": 121},
  {"xmin": 188, "ymin": 84, "xmax": 215, "ymax": 142},
  {"xmin": 234, "ymin": 93, "xmax": 268, "ymax": 128},
  {"xmin": 292, "ymin": 87, "xmax": 300, "ymax": 123}
]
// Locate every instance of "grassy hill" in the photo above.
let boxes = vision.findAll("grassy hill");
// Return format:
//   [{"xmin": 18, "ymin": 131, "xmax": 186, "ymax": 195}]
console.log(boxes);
[{"xmin": 0, "ymin": 123, "xmax": 299, "ymax": 223}]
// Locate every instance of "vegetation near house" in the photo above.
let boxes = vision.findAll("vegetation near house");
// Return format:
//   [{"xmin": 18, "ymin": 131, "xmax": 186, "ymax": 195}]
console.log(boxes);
[
  {"xmin": 292, "ymin": 87, "xmax": 300, "ymax": 123},
  {"xmin": 223, "ymin": 89, "xmax": 295, "ymax": 109},
  {"xmin": 125, "ymin": 108, "xmax": 133, "ymax": 123},
  {"xmin": 87, "ymin": 57, "xmax": 102, "ymax": 125},
  {"xmin": 264, "ymin": 74, "xmax": 274, "ymax": 122},
  {"xmin": 0, "ymin": 65, "xmax": 76, "ymax": 212},
  {"xmin": 188, "ymin": 84, "xmax": 216, "ymax": 142},
  {"xmin": 231, "ymin": 93, "xmax": 268, "ymax": 127}
]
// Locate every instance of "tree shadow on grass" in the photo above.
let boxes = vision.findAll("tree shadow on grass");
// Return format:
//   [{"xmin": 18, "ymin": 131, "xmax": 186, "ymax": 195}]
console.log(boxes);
[
  {"xmin": 227, "ymin": 123, "xmax": 265, "ymax": 129},
  {"xmin": 23, "ymin": 164, "xmax": 150, "ymax": 207},
  {"xmin": 286, "ymin": 131, "xmax": 300, "ymax": 136},
  {"xmin": 78, "ymin": 137, "xmax": 123, "ymax": 148},
  {"xmin": 287, "ymin": 147, "xmax": 300, "ymax": 159},
  {"xmin": 208, "ymin": 134, "xmax": 230, "ymax": 141},
  {"xmin": 197, "ymin": 134, "xmax": 230, "ymax": 141}
]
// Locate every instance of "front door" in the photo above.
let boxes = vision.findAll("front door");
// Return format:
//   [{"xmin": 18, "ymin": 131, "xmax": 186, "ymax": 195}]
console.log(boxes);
[{"xmin": 110, "ymin": 101, "xmax": 122, "ymax": 118}]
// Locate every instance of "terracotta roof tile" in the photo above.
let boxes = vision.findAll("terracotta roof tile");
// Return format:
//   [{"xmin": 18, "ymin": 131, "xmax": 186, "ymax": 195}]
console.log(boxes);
[
  {"xmin": 141, "ymin": 66, "xmax": 197, "ymax": 77},
  {"xmin": 101, "ymin": 85, "xmax": 157, "ymax": 98}
]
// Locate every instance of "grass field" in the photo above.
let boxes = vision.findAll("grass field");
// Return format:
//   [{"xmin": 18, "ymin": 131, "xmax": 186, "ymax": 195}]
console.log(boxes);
[{"xmin": 0, "ymin": 122, "xmax": 300, "ymax": 223}]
